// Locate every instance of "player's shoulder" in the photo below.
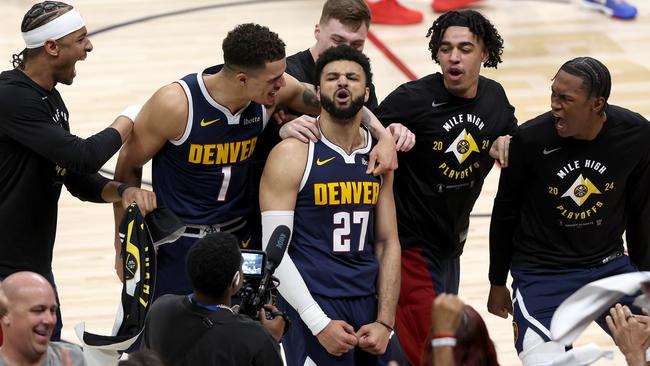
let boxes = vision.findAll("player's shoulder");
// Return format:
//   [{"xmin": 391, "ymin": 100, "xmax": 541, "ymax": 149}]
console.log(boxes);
[
  {"xmin": 478, "ymin": 75, "xmax": 507, "ymax": 96},
  {"xmin": 146, "ymin": 82, "xmax": 188, "ymax": 118},
  {"xmin": 273, "ymin": 137, "xmax": 309, "ymax": 157},
  {"xmin": 512, "ymin": 112, "xmax": 556, "ymax": 145}
]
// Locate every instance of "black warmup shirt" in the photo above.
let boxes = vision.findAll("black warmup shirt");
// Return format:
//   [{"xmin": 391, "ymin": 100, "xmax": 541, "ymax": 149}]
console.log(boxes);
[
  {"xmin": 143, "ymin": 295, "xmax": 283, "ymax": 366},
  {"xmin": 375, "ymin": 73, "xmax": 517, "ymax": 258},
  {"xmin": 489, "ymin": 106, "xmax": 650, "ymax": 285},
  {"xmin": 0, "ymin": 69, "xmax": 120, "ymax": 277}
]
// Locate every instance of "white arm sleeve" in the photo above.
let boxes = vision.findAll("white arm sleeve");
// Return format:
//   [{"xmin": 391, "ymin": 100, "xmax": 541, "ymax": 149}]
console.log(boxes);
[{"xmin": 262, "ymin": 210, "xmax": 331, "ymax": 335}]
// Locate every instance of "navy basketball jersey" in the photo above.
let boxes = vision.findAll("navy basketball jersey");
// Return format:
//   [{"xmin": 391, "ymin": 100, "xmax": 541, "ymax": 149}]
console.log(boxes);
[
  {"xmin": 291, "ymin": 125, "xmax": 381, "ymax": 298},
  {"xmin": 152, "ymin": 68, "xmax": 269, "ymax": 224}
]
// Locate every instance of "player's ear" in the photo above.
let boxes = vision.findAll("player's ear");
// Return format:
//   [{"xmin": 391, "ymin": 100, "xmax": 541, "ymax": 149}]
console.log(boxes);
[
  {"xmin": 316, "ymin": 85, "xmax": 321, "ymax": 102},
  {"xmin": 314, "ymin": 24, "xmax": 320, "ymax": 41},
  {"xmin": 364, "ymin": 86, "xmax": 369, "ymax": 103},
  {"xmin": 236, "ymin": 72, "xmax": 248, "ymax": 86}
]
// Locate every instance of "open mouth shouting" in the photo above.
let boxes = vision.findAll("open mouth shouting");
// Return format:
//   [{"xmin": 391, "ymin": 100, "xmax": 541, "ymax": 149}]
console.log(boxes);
[
  {"xmin": 447, "ymin": 66, "xmax": 464, "ymax": 81},
  {"xmin": 335, "ymin": 88, "xmax": 351, "ymax": 104}
]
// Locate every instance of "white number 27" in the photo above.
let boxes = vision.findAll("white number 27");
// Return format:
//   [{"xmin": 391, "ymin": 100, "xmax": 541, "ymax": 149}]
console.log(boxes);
[{"xmin": 333, "ymin": 211, "xmax": 369, "ymax": 252}]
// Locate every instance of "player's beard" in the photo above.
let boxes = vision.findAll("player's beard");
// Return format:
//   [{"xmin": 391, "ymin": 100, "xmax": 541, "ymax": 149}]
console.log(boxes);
[{"xmin": 320, "ymin": 94, "xmax": 365, "ymax": 123}]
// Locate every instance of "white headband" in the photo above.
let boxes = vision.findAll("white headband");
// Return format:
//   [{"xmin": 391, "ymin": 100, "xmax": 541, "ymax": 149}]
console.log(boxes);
[{"xmin": 21, "ymin": 9, "xmax": 85, "ymax": 49}]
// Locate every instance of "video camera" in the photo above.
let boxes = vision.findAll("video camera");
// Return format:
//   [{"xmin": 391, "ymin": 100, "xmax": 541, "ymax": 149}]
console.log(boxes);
[{"xmin": 237, "ymin": 225, "xmax": 291, "ymax": 319}]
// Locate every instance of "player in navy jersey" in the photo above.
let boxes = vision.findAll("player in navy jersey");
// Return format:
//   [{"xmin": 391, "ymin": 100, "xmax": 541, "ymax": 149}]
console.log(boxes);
[
  {"xmin": 488, "ymin": 57, "xmax": 650, "ymax": 364},
  {"xmin": 113, "ymin": 24, "xmax": 396, "ymax": 303},
  {"xmin": 260, "ymin": 45, "xmax": 400, "ymax": 365},
  {"xmin": 373, "ymin": 10, "xmax": 516, "ymax": 365}
]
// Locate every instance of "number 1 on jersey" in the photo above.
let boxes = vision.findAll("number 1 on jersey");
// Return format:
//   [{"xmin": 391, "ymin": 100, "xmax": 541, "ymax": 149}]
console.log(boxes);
[
  {"xmin": 217, "ymin": 166, "xmax": 231, "ymax": 201},
  {"xmin": 333, "ymin": 211, "xmax": 370, "ymax": 252}
]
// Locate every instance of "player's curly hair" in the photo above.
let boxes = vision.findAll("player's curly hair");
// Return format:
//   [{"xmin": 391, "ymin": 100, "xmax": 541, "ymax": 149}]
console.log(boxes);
[
  {"xmin": 314, "ymin": 44, "xmax": 373, "ymax": 87},
  {"xmin": 426, "ymin": 10, "xmax": 503, "ymax": 69},
  {"xmin": 222, "ymin": 23, "xmax": 285, "ymax": 72},
  {"xmin": 12, "ymin": 1, "xmax": 73, "ymax": 69},
  {"xmin": 186, "ymin": 233, "xmax": 242, "ymax": 297},
  {"xmin": 557, "ymin": 57, "xmax": 611, "ymax": 115}
]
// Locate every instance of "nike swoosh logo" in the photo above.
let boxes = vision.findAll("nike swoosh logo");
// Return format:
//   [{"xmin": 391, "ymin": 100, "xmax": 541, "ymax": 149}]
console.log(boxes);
[
  {"xmin": 543, "ymin": 147, "xmax": 561, "ymax": 155},
  {"xmin": 432, "ymin": 100, "xmax": 448, "ymax": 108},
  {"xmin": 316, "ymin": 157, "xmax": 335, "ymax": 166},
  {"xmin": 200, "ymin": 118, "xmax": 220, "ymax": 127},
  {"xmin": 242, "ymin": 237, "xmax": 251, "ymax": 248}
]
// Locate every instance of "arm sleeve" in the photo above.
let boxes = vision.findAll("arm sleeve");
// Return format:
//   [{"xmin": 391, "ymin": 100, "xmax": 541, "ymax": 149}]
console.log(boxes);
[
  {"xmin": 262, "ymin": 211, "xmax": 331, "ymax": 335},
  {"xmin": 64, "ymin": 171, "xmax": 111, "ymax": 203},
  {"xmin": 0, "ymin": 89, "xmax": 121, "ymax": 174},
  {"xmin": 626, "ymin": 132, "xmax": 650, "ymax": 270},
  {"xmin": 489, "ymin": 132, "xmax": 526, "ymax": 285}
]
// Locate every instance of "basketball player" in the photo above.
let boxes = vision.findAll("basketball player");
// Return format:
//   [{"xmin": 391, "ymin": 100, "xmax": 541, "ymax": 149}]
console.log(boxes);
[
  {"xmin": 488, "ymin": 57, "xmax": 650, "ymax": 365},
  {"xmin": 260, "ymin": 45, "xmax": 400, "ymax": 365},
  {"xmin": 248, "ymin": 0, "xmax": 414, "ymax": 250},
  {"xmin": 113, "ymin": 23, "xmax": 396, "ymax": 301},
  {"xmin": 0, "ymin": 1, "xmax": 155, "ymax": 341},
  {"xmin": 373, "ymin": 10, "xmax": 517, "ymax": 365}
]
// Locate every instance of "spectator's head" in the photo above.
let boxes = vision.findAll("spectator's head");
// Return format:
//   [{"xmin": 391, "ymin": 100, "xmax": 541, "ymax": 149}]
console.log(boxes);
[
  {"xmin": 222, "ymin": 23, "xmax": 286, "ymax": 106},
  {"xmin": 0, "ymin": 272, "xmax": 57, "ymax": 364},
  {"xmin": 551, "ymin": 57, "xmax": 611, "ymax": 139},
  {"xmin": 14, "ymin": 1, "xmax": 93, "ymax": 85},
  {"xmin": 422, "ymin": 305, "xmax": 499, "ymax": 366},
  {"xmin": 186, "ymin": 233, "xmax": 243, "ymax": 300},
  {"xmin": 426, "ymin": 10, "xmax": 503, "ymax": 99},
  {"xmin": 313, "ymin": 0, "xmax": 371, "ymax": 56},
  {"xmin": 315, "ymin": 45, "xmax": 372, "ymax": 122},
  {"xmin": 118, "ymin": 349, "xmax": 166, "ymax": 366}
]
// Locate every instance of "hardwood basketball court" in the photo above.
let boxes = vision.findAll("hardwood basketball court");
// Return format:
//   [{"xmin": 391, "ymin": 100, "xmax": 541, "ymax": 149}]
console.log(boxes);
[{"xmin": 1, "ymin": 0, "xmax": 649, "ymax": 364}]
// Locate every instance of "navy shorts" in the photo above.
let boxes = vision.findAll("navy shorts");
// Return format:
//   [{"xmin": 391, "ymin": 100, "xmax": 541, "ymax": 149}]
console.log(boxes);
[
  {"xmin": 278, "ymin": 294, "xmax": 392, "ymax": 366},
  {"xmin": 511, "ymin": 255, "xmax": 640, "ymax": 354}
]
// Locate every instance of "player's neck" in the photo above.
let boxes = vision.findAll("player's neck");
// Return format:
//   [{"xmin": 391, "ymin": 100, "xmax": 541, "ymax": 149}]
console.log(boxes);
[
  {"xmin": 21, "ymin": 59, "xmax": 56, "ymax": 91},
  {"xmin": 319, "ymin": 113, "xmax": 365, "ymax": 154},
  {"xmin": 205, "ymin": 72, "xmax": 250, "ymax": 115}
]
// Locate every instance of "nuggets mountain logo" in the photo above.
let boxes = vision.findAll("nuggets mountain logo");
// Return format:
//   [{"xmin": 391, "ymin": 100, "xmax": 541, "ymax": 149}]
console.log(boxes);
[
  {"xmin": 550, "ymin": 159, "xmax": 613, "ymax": 224},
  {"xmin": 433, "ymin": 113, "xmax": 491, "ymax": 183}
]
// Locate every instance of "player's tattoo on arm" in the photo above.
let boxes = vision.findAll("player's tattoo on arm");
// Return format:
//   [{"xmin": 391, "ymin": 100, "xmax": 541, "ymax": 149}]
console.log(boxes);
[
  {"xmin": 361, "ymin": 109, "xmax": 380, "ymax": 135},
  {"xmin": 301, "ymin": 82, "xmax": 320, "ymax": 109}
]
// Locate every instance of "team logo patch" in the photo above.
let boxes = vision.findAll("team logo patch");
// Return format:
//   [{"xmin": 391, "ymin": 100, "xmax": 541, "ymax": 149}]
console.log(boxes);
[
  {"xmin": 561, "ymin": 174, "xmax": 602, "ymax": 206},
  {"xmin": 124, "ymin": 252, "xmax": 138, "ymax": 280},
  {"xmin": 445, "ymin": 128, "xmax": 480, "ymax": 164}
]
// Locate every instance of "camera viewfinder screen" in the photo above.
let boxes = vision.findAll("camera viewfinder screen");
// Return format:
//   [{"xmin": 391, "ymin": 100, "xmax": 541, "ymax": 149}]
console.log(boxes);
[{"xmin": 242, "ymin": 252, "xmax": 264, "ymax": 276}]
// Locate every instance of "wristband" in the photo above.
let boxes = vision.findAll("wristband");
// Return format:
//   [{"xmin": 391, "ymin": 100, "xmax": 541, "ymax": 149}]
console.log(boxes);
[
  {"xmin": 431, "ymin": 337, "xmax": 456, "ymax": 347},
  {"xmin": 120, "ymin": 104, "xmax": 142, "ymax": 123},
  {"xmin": 117, "ymin": 183, "xmax": 135, "ymax": 197},
  {"xmin": 375, "ymin": 319, "xmax": 393, "ymax": 332}
]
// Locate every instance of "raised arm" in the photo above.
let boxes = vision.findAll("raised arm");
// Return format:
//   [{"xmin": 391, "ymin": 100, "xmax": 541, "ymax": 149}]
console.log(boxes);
[{"xmin": 357, "ymin": 172, "xmax": 400, "ymax": 355}]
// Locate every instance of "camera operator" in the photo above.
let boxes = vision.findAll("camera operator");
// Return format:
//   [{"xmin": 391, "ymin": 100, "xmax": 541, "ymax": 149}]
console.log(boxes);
[{"xmin": 142, "ymin": 233, "xmax": 284, "ymax": 366}]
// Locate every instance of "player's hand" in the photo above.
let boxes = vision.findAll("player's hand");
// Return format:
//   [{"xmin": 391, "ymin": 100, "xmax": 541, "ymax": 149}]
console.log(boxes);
[
  {"xmin": 279, "ymin": 115, "xmax": 320, "ymax": 143},
  {"xmin": 431, "ymin": 294, "xmax": 464, "ymax": 334},
  {"xmin": 316, "ymin": 320, "xmax": 358, "ymax": 356},
  {"xmin": 367, "ymin": 132, "xmax": 398, "ymax": 176},
  {"xmin": 606, "ymin": 303, "xmax": 650, "ymax": 366},
  {"xmin": 489, "ymin": 135, "xmax": 511, "ymax": 168},
  {"xmin": 272, "ymin": 106, "xmax": 298, "ymax": 125},
  {"xmin": 387, "ymin": 123, "xmax": 416, "ymax": 152},
  {"xmin": 487, "ymin": 285, "xmax": 512, "ymax": 319},
  {"xmin": 356, "ymin": 321, "xmax": 391, "ymax": 355},
  {"xmin": 259, "ymin": 304, "xmax": 286, "ymax": 342},
  {"xmin": 122, "ymin": 187, "xmax": 157, "ymax": 216}
]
